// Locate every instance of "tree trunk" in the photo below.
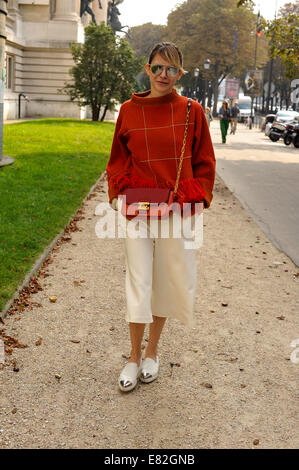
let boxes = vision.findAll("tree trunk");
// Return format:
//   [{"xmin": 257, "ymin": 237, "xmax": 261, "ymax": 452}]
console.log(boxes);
[
  {"xmin": 100, "ymin": 104, "xmax": 109, "ymax": 122},
  {"xmin": 92, "ymin": 106, "xmax": 100, "ymax": 121},
  {"xmin": 212, "ymin": 62, "xmax": 220, "ymax": 117},
  {"xmin": 212, "ymin": 80, "xmax": 219, "ymax": 117},
  {"xmin": 208, "ymin": 83, "xmax": 213, "ymax": 108}
]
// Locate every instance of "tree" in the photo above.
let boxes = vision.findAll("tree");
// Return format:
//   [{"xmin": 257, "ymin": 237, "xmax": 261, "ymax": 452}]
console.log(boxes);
[
  {"xmin": 125, "ymin": 22, "xmax": 167, "ymax": 94},
  {"xmin": 237, "ymin": 0, "xmax": 253, "ymax": 6},
  {"xmin": 61, "ymin": 22, "xmax": 142, "ymax": 121},
  {"xmin": 166, "ymin": 0, "xmax": 269, "ymax": 115},
  {"xmin": 265, "ymin": 2, "xmax": 299, "ymax": 79},
  {"xmin": 278, "ymin": 1, "xmax": 299, "ymax": 17},
  {"xmin": 126, "ymin": 22, "xmax": 166, "ymax": 58}
]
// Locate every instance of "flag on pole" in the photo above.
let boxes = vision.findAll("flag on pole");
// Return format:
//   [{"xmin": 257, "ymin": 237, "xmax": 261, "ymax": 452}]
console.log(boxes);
[{"xmin": 256, "ymin": 10, "xmax": 262, "ymax": 36}]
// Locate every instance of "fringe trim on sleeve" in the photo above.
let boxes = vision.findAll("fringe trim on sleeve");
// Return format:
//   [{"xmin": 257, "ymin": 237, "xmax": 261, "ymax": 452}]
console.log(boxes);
[{"xmin": 175, "ymin": 178, "xmax": 206, "ymax": 205}]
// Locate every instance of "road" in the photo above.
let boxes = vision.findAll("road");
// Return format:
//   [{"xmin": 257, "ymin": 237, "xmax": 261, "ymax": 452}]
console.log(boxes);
[{"xmin": 210, "ymin": 119, "xmax": 299, "ymax": 267}]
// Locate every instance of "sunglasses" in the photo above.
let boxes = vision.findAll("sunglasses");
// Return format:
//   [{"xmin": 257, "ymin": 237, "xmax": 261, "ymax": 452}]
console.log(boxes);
[{"xmin": 149, "ymin": 64, "xmax": 180, "ymax": 78}]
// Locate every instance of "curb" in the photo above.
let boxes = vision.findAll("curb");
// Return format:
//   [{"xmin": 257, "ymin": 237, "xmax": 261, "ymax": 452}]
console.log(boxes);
[{"xmin": 0, "ymin": 170, "xmax": 107, "ymax": 321}]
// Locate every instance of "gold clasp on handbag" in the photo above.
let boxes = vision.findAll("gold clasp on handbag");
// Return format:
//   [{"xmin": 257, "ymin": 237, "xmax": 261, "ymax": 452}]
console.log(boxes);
[{"xmin": 137, "ymin": 202, "xmax": 150, "ymax": 210}]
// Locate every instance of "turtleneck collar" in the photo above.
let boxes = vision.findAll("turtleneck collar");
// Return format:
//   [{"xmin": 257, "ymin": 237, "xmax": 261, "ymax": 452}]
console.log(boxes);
[{"xmin": 131, "ymin": 88, "xmax": 181, "ymax": 106}]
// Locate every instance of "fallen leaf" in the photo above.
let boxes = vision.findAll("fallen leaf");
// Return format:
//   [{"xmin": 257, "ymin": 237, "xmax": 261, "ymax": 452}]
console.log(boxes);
[
  {"xmin": 200, "ymin": 382, "xmax": 213, "ymax": 389},
  {"xmin": 170, "ymin": 362, "xmax": 181, "ymax": 368},
  {"xmin": 229, "ymin": 357, "xmax": 238, "ymax": 363}
]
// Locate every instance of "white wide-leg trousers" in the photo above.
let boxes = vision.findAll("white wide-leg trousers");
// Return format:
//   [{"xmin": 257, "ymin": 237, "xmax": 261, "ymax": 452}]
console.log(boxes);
[{"xmin": 123, "ymin": 213, "xmax": 199, "ymax": 328}]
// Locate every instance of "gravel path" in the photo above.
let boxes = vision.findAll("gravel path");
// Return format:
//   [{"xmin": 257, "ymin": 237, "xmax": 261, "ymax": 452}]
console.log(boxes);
[{"xmin": 0, "ymin": 127, "xmax": 298, "ymax": 449}]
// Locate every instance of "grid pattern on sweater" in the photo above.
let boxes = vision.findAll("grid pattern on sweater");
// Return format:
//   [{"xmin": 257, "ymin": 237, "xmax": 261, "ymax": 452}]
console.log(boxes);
[{"xmin": 106, "ymin": 90, "xmax": 216, "ymax": 209}]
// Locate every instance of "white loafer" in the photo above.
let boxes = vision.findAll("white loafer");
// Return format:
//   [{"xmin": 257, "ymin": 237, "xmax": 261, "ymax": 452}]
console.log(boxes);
[
  {"xmin": 118, "ymin": 361, "xmax": 142, "ymax": 392},
  {"xmin": 140, "ymin": 356, "xmax": 159, "ymax": 383}
]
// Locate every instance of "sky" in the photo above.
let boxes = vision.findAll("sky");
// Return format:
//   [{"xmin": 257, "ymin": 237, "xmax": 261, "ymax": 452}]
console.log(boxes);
[{"xmin": 118, "ymin": 0, "xmax": 295, "ymax": 28}]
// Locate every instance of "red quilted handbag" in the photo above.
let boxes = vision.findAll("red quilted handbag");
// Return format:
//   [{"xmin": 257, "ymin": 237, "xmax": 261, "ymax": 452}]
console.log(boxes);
[{"xmin": 120, "ymin": 99, "xmax": 192, "ymax": 220}]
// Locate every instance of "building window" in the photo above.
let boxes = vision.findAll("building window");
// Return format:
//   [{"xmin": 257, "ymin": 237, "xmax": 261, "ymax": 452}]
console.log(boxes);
[{"xmin": 6, "ymin": 55, "xmax": 14, "ymax": 90}]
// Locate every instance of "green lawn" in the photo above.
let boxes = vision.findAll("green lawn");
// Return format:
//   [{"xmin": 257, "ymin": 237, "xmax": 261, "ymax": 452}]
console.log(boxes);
[{"xmin": 0, "ymin": 119, "xmax": 115, "ymax": 312}]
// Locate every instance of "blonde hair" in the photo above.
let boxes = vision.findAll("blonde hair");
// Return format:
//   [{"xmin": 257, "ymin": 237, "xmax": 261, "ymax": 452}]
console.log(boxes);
[{"xmin": 148, "ymin": 42, "xmax": 184, "ymax": 72}]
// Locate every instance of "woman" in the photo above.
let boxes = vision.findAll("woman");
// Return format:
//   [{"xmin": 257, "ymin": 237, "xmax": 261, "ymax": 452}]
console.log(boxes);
[
  {"xmin": 106, "ymin": 42, "xmax": 216, "ymax": 392},
  {"xmin": 204, "ymin": 106, "xmax": 213, "ymax": 127},
  {"xmin": 218, "ymin": 100, "xmax": 230, "ymax": 143}
]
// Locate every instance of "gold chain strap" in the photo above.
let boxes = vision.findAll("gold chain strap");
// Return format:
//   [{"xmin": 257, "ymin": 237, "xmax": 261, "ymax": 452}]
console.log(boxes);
[{"xmin": 173, "ymin": 99, "xmax": 192, "ymax": 196}]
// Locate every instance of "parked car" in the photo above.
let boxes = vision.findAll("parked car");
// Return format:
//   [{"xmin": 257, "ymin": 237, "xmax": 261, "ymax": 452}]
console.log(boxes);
[{"xmin": 275, "ymin": 110, "xmax": 299, "ymax": 124}]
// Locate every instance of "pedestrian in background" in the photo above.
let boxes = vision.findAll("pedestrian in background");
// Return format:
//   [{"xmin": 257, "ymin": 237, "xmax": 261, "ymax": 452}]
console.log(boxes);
[
  {"xmin": 205, "ymin": 106, "xmax": 213, "ymax": 127},
  {"xmin": 230, "ymin": 101, "xmax": 240, "ymax": 135},
  {"xmin": 219, "ymin": 100, "xmax": 230, "ymax": 143},
  {"xmin": 106, "ymin": 42, "xmax": 216, "ymax": 393}
]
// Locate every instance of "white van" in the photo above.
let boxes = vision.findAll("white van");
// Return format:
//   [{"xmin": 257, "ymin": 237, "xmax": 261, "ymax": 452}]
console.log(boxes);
[{"xmin": 238, "ymin": 96, "xmax": 254, "ymax": 122}]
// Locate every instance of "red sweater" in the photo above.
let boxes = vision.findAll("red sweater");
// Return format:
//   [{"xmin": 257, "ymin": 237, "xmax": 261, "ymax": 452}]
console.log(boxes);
[{"xmin": 106, "ymin": 89, "xmax": 216, "ymax": 209}]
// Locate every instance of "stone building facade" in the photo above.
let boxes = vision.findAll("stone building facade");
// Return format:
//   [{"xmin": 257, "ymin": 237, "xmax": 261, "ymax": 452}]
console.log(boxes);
[{"xmin": 5, "ymin": 1, "xmax": 108, "ymax": 120}]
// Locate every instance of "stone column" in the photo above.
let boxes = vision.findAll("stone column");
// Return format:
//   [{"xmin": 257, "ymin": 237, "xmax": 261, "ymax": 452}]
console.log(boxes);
[
  {"xmin": 53, "ymin": 0, "xmax": 80, "ymax": 21},
  {"xmin": 1, "ymin": 0, "xmax": 14, "ymax": 166}
]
